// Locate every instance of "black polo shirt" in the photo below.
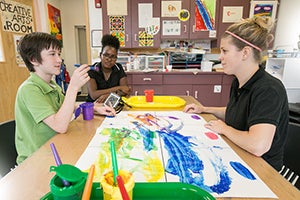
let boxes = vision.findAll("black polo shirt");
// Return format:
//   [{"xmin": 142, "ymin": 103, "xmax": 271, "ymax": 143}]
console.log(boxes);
[
  {"xmin": 86, "ymin": 62, "xmax": 127, "ymax": 102},
  {"xmin": 225, "ymin": 67, "xmax": 289, "ymax": 171}
]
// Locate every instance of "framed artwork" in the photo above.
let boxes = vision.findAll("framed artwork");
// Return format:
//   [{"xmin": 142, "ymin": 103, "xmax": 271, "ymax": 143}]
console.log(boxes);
[
  {"xmin": 47, "ymin": 4, "xmax": 63, "ymax": 44},
  {"xmin": 249, "ymin": 1, "xmax": 278, "ymax": 21},
  {"xmin": 91, "ymin": 29, "xmax": 102, "ymax": 47}
]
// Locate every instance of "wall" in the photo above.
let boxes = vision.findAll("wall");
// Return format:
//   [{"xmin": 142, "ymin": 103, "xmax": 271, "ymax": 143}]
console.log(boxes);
[
  {"xmin": 87, "ymin": 0, "xmax": 102, "ymax": 64},
  {"xmin": 0, "ymin": 0, "xmax": 34, "ymax": 122},
  {"xmin": 35, "ymin": 0, "xmax": 87, "ymax": 75},
  {"xmin": 274, "ymin": 0, "xmax": 300, "ymax": 51},
  {"xmin": 0, "ymin": 0, "xmax": 88, "ymax": 122}
]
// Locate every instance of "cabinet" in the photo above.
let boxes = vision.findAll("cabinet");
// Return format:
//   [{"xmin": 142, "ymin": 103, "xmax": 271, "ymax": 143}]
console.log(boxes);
[
  {"xmin": 161, "ymin": 0, "xmax": 220, "ymax": 41},
  {"xmin": 163, "ymin": 73, "xmax": 223, "ymax": 106},
  {"xmin": 126, "ymin": 72, "xmax": 233, "ymax": 106},
  {"xmin": 161, "ymin": 0, "xmax": 190, "ymax": 39},
  {"xmin": 130, "ymin": 74, "xmax": 163, "ymax": 95},
  {"xmin": 102, "ymin": 0, "xmax": 161, "ymax": 48},
  {"xmin": 216, "ymin": 0, "xmax": 251, "ymax": 47},
  {"xmin": 188, "ymin": 0, "xmax": 220, "ymax": 40},
  {"xmin": 102, "ymin": 0, "xmax": 132, "ymax": 48}
]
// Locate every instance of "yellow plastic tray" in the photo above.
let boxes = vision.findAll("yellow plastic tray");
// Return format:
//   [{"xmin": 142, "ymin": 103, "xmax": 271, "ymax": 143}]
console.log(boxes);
[{"xmin": 122, "ymin": 96, "xmax": 186, "ymax": 110}]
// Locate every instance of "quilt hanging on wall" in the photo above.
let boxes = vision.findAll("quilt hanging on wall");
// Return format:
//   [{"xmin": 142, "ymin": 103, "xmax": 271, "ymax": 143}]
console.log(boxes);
[{"xmin": 76, "ymin": 111, "xmax": 276, "ymax": 198}]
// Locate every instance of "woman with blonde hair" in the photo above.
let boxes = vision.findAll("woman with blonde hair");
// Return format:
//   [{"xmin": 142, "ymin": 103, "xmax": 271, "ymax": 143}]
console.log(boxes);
[{"xmin": 184, "ymin": 17, "xmax": 289, "ymax": 171}]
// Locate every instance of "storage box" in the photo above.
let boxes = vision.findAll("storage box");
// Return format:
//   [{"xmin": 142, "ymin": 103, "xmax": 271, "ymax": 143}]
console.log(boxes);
[{"xmin": 145, "ymin": 55, "xmax": 165, "ymax": 71}]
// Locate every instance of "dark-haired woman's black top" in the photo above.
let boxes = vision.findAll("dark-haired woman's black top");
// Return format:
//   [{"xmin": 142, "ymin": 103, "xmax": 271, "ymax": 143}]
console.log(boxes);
[{"xmin": 86, "ymin": 62, "xmax": 126, "ymax": 102}]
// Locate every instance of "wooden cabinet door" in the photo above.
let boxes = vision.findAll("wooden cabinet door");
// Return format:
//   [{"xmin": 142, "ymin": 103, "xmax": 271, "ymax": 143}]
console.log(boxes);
[
  {"xmin": 192, "ymin": 85, "xmax": 221, "ymax": 106},
  {"xmin": 102, "ymin": 0, "xmax": 132, "ymax": 48},
  {"xmin": 163, "ymin": 85, "xmax": 192, "ymax": 96},
  {"xmin": 189, "ymin": 0, "xmax": 220, "ymax": 40},
  {"xmin": 131, "ymin": 85, "xmax": 163, "ymax": 96},
  {"xmin": 216, "ymin": 0, "xmax": 251, "ymax": 47},
  {"xmin": 131, "ymin": 0, "xmax": 161, "ymax": 48},
  {"xmin": 191, "ymin": 73, "xmax": 223, "ymax": 106},
  {"xmin": 160, "ymin": 0, "xmax": 190, "ymax": 39},
  {"xmin": 220, "ymin": 74, "xmax": 234, "ymax": 106}
]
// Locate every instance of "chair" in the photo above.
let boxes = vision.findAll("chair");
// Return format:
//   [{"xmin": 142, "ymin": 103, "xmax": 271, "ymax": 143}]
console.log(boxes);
[
  {"xmin": 279, "ymin": 122, "xmax": 300, "ymax": 190},
  {"xmin": 0, "ymin": 120, "xmax": 17, "ymax": 179}
]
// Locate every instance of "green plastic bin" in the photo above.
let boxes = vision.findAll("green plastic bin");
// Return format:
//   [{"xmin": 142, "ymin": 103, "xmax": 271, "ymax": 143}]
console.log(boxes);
[{"xmin": 41, "ymin": 182, "xmax": 215, "ymax": 200}]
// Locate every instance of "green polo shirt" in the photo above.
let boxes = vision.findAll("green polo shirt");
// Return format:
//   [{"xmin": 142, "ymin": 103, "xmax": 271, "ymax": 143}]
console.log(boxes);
[{"xmin": 15, "ymin": 73, "xmax": 65, "ymax": 164}]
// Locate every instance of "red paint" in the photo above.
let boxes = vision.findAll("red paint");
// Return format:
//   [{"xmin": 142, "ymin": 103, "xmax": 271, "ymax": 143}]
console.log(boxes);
[{"xmin": 205, "ymin": 132, "xmax": 218, "ymax": 140}]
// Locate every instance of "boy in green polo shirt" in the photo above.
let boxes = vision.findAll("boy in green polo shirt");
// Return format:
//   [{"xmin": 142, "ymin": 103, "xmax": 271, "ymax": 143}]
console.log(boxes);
[{"xmin": 15, "ymin": 32, "xmax": 115, "ymax": 164}]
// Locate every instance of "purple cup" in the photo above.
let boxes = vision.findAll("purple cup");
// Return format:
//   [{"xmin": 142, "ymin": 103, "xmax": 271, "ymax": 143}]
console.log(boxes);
[{"xmin": 80, "ymin": 102, "xmax": 94, "ymax": 120}]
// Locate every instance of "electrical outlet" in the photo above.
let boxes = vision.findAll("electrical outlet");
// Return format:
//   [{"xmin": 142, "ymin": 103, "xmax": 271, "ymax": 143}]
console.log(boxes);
[{"xmin": 214, "ymin": 85, "xmax": 222, "ymax": 93}]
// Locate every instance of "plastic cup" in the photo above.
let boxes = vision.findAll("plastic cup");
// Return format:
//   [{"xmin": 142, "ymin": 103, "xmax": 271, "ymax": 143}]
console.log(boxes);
[
  {"xmin": 144, "ymin": 89, "xmax": 154, "ymax": 102},
  {"xmin": 100, "ymin": 170, "xmax": 135, "ymax": 200},
  {"xmin": 80, "ymin": 102, "xmax": 94, "ymax": 120},
  {"xmin": 166, "ymin": 65, "xmax": 172, "ymax": 72},
  {"xmin": 201, "ymin": 61, "xmax": 214, "ymax": 72},
  {"xmin": 49, "ymin": 164, "xmax": 87, "ymax": 200}
]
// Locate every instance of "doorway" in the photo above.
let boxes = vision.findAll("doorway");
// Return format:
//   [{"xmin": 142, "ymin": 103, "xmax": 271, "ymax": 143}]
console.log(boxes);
[{"xmin": 75, "ymin": 25, "xmax": 88, "ymax": 95}]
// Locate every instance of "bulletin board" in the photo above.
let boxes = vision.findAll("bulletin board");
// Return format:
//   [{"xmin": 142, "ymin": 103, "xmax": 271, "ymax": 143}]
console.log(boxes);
[
  {"xmin": 0, "ymin": 0, "xmax": 33, "ymax": 122},
  {"xmin": 76, "ymin": 111, "xmax": 276, "ymax": 199}
]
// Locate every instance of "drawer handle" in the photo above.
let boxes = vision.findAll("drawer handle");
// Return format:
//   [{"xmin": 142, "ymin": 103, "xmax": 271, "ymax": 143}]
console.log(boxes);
[
  {"xmin": 186, "ymin": 91, "xmax": 190, "ymax": 96},
  {"xmin": 194, "ymin": 91, "xmax": 198, "ymax": 99},
  {"xmin": 184, "ymin": 25, "xmax": 187, "ymax": 33},
  {"xmin": 134, "ymin": 91, "xmax": 138, "ymax": 96},
  {"xmin": 143, "ymin": 78, "xmax": 152, "ymax": 81},
  {"xmin": 126, "ymin": 34, "xmax": 129, "ymax": 42}
]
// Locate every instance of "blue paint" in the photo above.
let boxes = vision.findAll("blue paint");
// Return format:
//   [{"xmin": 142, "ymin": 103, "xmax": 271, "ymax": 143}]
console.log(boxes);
[
  {"xmin": 230, "ymin": 161, "xmax": 256, "ymax": 180},
  {"xmin": 129, "ymin": 113, "xmax": 232, "ymax": 194},
  {"xmin": 132, "ymin": 121, "xmax": 157, "ymax": 152}
]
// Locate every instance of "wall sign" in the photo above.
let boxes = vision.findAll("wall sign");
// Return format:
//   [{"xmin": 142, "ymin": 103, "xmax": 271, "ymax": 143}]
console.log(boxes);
[{"xmin": 0, "ymin": 0, "xmax": 34, "ymax": 34}]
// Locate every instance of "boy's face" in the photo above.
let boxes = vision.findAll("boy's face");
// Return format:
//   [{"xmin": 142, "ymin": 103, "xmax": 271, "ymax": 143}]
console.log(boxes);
[{"xmin": 34, "ymin": 47, "xmax": 62, "ymax": 76}]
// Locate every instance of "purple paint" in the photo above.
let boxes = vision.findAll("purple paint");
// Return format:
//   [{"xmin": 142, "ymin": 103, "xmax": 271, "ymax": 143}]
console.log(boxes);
[
  {"xmin": 191, "ymin": 115, "xmax": 201, "ymax": 120},
  {"xmin": 168, "ymin": 116, "xmax": 179, "ymax": 120}
]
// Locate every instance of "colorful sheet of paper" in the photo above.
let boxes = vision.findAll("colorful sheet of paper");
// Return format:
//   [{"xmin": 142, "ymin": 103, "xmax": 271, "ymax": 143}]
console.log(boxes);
[{"xmin": 76, "ymin": 111, "xmax": 277, "ymax": 198}]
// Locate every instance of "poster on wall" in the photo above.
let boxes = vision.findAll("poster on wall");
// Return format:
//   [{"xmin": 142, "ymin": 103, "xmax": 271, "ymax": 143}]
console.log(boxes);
[
  {"xmin": 13, "ymin": 34, "xmax": 25, "ymax": 67},
  {"xmin": 47, "ymin": 4, "xmax": 63, "ymax": 45},
  {"xmin": 0, "ymin": 0, "xmax": 34, "ymax": 34},
  {"xmin": 249, "ymin": 1, "xmax": 278, "ymax": 21},
  {"xmin": 161, "ymin": 1, "xmax": 182, "ymax": 17},
  {"xmin": 222, "ymin": 6, "xmax": 243, "ymax": 23},
  {"xmin": 194, "ymin": 0, "xmax": 216, "ymax": 31},
  {"xmin": 109, "ymin": 16, "xmax": 125, "ymax": 47}
]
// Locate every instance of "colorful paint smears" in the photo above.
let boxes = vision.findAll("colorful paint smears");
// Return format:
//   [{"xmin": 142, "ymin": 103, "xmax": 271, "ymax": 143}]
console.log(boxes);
[{"xmin": 76, "ymin": 111, "xmax": 276, "ymax": 198}]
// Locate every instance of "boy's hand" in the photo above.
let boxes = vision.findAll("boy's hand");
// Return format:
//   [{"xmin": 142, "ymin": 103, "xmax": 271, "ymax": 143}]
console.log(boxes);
[{"xmin": 69, "ymin": 64, "xmax": 90, "ymax": 91}]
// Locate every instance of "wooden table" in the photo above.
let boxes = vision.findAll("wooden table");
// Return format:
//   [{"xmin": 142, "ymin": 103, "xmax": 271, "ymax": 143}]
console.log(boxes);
[{"xmin": 0, "ymin": 96, "xmax": 299, "ymax": 200}]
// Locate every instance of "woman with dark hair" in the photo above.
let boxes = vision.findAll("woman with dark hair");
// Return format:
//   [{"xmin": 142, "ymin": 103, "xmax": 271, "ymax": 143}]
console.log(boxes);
[{"xmin": 86, "ymin": 34, "xmax": 131, "ymax": 102}]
